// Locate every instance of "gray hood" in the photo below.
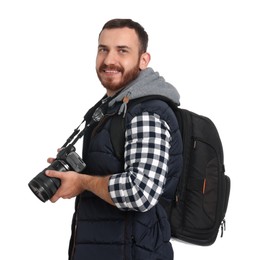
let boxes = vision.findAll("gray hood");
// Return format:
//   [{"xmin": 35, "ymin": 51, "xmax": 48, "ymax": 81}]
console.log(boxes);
[{"xmin": 108, "ymin": 68, "xmax": 180, "ymax": 111}]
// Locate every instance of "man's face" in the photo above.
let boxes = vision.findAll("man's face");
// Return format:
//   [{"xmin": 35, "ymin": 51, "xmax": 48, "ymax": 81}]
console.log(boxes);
[{"xmin": 96, "ymin": 27, "xmax": 149, "ymax": 96}]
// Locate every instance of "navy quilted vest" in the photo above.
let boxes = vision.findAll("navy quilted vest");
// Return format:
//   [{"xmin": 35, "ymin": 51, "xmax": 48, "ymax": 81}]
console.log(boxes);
[{"xmin": 69, "ymin": 99, "xmax": 183, "ymax": 260}]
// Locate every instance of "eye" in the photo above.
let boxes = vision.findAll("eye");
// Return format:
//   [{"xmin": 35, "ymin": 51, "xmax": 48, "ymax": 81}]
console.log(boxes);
[
  {"xmin": 118, "ymin": 48, "xmax": 129, "ymax": 54},
  {"xmin": 98, "ymin": 46, "xmax": 108, "ymax": 53}
]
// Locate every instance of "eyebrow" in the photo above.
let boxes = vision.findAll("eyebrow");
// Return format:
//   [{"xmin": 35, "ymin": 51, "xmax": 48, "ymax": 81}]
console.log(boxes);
[
  {"xmin": 98, "ymin": 44, "xmax": 131, "ymax": 50},
  {"xmin": 117, "ymin": 45, "xmax": 131, "ymax": 50},
  {"xmin": 98, "ymin": 44, "xmax": 107, "ymax": 49}
]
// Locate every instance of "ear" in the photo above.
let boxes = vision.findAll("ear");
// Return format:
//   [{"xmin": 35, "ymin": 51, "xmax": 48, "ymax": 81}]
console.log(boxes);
[{"xmin": 139, "ymin": 52, "xmax": 151, "ymax": 70}]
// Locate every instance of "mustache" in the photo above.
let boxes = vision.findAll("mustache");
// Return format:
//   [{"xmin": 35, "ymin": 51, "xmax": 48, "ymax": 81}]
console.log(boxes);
[{"xmin": 99, "ymin": 64, "xmax": 124, "ymax": 73}]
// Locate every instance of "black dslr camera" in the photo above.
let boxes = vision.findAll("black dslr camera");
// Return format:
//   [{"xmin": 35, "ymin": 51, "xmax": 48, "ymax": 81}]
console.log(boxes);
[
  {"xmin": 28, "ymin": 96, "xmax": 109, "ymax": 203},
  {"xmin": 28, "ymin": 145, "xmax": 86, "ymax": 202}
]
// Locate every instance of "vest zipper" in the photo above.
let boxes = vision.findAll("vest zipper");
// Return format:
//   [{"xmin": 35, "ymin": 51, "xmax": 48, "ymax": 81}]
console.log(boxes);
[{"xmin": 70, "ymin": 198, "xmax": 81, "ymax": 260}]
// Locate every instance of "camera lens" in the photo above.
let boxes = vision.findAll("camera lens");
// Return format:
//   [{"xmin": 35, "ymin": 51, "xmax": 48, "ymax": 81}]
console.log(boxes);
[{"xmin": 28, "ymin": 160, "xmax": 70, "ymax": 202}]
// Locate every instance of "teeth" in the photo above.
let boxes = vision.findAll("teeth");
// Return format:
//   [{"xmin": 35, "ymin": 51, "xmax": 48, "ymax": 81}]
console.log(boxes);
[{"xmin": 105, "ymin": 70, "xmax": 118, "ymax": 73}]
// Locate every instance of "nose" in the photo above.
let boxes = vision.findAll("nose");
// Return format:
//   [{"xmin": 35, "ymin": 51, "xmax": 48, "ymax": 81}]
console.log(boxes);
[{"xmin": 103, "ymin": 50, "xmax": 118, "ymax": 65}]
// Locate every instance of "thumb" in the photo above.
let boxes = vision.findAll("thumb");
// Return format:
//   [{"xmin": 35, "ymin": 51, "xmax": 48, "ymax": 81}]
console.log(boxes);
[{"xmin": 45, "ymin": 170, "xmax": 63, "ymax": 179}]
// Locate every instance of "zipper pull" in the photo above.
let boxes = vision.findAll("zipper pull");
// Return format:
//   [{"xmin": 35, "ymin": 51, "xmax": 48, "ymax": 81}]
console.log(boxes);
[
  {"xmin": 220, "ymin": 219, "xmax": 226, "ymax": 237},
  {"xmin": 173, "ymin": 194, "xmax": 179, "ymax": 208}
]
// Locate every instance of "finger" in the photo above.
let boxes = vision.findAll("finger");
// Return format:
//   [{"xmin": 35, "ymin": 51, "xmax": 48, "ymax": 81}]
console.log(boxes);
[
  {"xmin": 45, "ymin": 170, "xmax": 62, "ymax": 179},
  {"xmin": 50, "ymin": 194, "xmax": 59, "ymax": 203},
  {"xmin": 47, "ymin": 157, "xmax": 55, "ymax": 164}
]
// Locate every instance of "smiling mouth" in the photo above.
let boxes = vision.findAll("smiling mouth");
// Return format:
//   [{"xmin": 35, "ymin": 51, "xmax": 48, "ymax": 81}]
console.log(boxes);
[
  {"xmin": 101, "ymin": 69, "xmax": 122, "ymax": 78},
  {"xmin": 100, "ymin": 64, "xmax": 123, "ymax": 75},
  {"xmin": 103, "ymin": 69, "xmax": 120, "ymax": 74}
]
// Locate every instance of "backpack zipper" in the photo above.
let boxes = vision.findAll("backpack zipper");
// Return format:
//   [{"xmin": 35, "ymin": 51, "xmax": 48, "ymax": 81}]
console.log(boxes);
[{"xmin": 220, "ymin": 219, "xmax": 226, "ymax": 237}]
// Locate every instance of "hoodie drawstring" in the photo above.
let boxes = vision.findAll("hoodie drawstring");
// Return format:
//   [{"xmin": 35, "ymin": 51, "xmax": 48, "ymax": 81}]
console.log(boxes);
[{"xmin": 118, "ymin": 92, "xmax": 131, "ymax": 118}]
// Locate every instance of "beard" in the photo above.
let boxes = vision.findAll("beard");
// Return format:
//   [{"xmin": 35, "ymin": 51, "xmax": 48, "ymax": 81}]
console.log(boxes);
[{"xmin": 96, "ymin": 62, "xmax": 140, "ymax": 92}]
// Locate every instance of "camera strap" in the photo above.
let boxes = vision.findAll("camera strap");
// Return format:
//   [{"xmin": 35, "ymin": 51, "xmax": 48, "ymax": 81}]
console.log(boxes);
[
  {"xmin": 61, "ymin": 118, "xmax": 85, "ymax": 148},
  {"xmin": 61, "ymin": 95, "xmax": 112, "ymax": 149}
]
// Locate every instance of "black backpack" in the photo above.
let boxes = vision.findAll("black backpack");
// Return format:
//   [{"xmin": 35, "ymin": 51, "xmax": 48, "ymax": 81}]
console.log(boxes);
[{"xmin": 110, "ymin": 95, "xmax": 230, "ymax": 246}]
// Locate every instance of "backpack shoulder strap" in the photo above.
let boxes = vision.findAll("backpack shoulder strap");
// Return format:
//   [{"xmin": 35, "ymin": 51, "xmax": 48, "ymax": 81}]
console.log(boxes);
[
  {"xmin": 110, "ymin": 114, "xmax": 126, "ymax": 161},
  {"xmin": 110, "ymin": 95, "xmax": 178, "ymax": 161}
]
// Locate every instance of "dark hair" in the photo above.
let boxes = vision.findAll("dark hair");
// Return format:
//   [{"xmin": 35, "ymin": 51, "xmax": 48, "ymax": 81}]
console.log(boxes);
[{"xmin": 100, "ymin": 18, "xmax": 149, "ymax": 54}]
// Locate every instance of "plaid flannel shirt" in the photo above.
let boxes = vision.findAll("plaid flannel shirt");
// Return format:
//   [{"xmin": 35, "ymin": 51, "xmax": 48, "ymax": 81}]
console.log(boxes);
[{"xmin": 108, "ymin": 112, "xmax": 171, "ymax": 212}]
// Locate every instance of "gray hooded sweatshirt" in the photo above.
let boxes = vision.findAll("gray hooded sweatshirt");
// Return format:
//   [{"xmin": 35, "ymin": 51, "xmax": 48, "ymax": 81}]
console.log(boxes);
[{"xmin": 108, "ymin": 67, "xmax": 180, "ymax": 115}]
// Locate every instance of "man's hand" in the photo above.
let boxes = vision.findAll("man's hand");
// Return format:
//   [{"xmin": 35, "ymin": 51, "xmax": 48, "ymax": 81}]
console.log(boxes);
[
  {"xmin": 45, "ymin": 161, "xmax": 115, "ymax": 207},
  {"xmin": 45, "ymin": 170, "xmax": 85, "ymax": 203}
]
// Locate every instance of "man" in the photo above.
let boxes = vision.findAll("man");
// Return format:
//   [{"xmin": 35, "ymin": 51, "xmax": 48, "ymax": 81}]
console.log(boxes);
[{"xmin": 46, "ymin": 18, "xmax": 183, "ymax": 260}]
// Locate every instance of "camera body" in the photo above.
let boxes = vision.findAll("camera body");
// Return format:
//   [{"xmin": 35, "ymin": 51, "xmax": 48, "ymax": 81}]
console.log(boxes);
[{"xmin": 28, "ymin": 145, "xmax": 86, "ymax": 202}]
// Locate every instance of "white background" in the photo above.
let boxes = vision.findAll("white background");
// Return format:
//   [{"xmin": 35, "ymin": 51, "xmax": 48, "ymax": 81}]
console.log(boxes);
[{"xmin": 1, "ymin": 0, "xmax": 256, "ymax": 259}]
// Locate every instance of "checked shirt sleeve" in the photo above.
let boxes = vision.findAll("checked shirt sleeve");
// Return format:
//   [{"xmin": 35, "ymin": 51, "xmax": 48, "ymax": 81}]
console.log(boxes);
[{"xmin": 108, "ymin": 112, "xmax": 171, "ymax": 212}]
